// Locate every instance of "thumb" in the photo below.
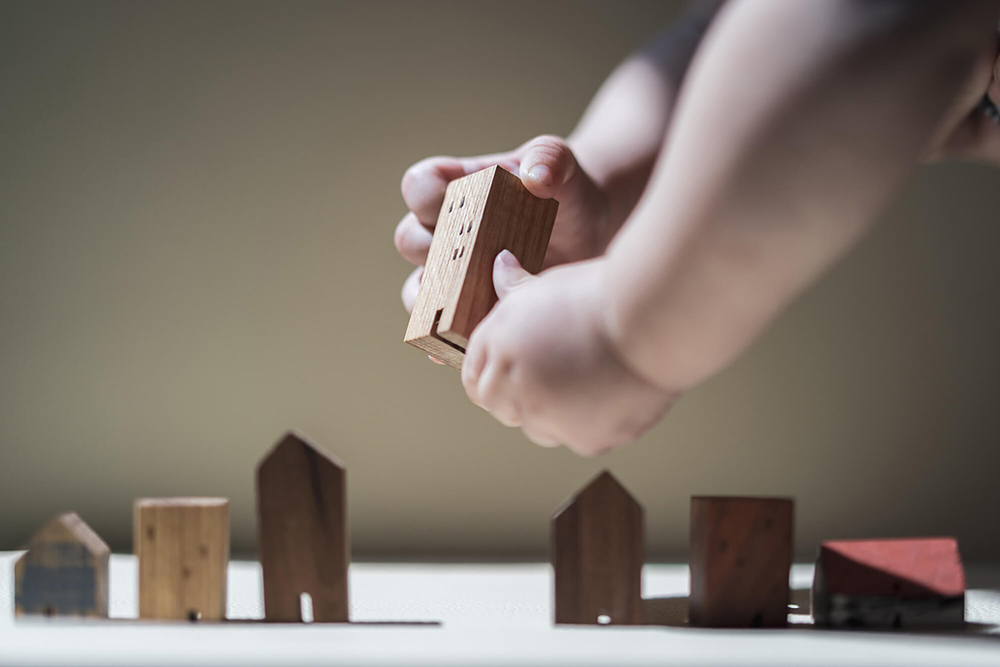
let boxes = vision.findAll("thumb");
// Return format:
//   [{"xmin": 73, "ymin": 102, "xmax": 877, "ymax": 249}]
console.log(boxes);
[
  {"xmin": 493, "ymin": 250, "xmax": 533, "ymax": 300},
  {"xmin": 517, "ymin": 135, "xmax": 582, "ymax": 200}
]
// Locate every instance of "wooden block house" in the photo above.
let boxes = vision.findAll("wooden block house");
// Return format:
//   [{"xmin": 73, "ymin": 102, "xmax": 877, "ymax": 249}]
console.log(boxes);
[{"xmin": 552, "ymin": 470, "xmax": 644, "ymax": 626}]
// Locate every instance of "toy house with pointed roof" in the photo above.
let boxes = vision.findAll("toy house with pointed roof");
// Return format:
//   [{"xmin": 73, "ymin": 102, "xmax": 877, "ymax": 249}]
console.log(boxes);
[{"xmin": 14, "ymin": 512, "xmax": 110, "ymax": 617}]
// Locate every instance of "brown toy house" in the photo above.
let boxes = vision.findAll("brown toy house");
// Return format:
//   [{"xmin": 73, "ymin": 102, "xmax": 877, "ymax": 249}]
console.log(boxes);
[
  {"xmin": 256, "ymin": 431, "xmax": 350, "ymax": 623},
  {"xmin": 552, "ymin": 470, "xmax": 644, "ymax": 626}
]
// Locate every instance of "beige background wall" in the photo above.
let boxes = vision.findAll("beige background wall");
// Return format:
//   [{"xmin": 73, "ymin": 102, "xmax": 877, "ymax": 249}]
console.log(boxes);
[{"xmin": 2, "ymin": 1, "xmax": 999, "ymax": 560}]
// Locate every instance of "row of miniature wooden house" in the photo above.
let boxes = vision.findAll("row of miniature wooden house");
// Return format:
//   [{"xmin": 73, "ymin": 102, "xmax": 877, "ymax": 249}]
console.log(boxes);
[
  {"xmin": 14, "ymin": 435, "xmax": 967, "ymax": 630},
  {"xmin": 555, "ymin": 471, "xmax": 966, "ymax": 629},
  {"xmin": 16, "ymin": 432, "xmax": 348, "ymax": 622}
]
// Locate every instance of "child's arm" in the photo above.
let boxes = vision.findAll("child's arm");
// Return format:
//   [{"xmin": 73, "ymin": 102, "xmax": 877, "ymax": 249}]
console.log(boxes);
[
  {"xmin": 462, "ymin": 0, "xmax": 1000, "ymax": 455},
  {"xmin": 567, "ymin": 0, "xmax": 725, "ymax": 234},
  {"xmin": 604, "ymin": 0, "xmax": 1000, "ymax": 391}
]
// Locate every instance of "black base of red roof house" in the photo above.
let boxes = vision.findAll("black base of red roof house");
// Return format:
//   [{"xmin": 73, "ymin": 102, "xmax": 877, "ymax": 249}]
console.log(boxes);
[{"xmin": 811, "ymin": 537, "xmax": 965, "ymax": 629}]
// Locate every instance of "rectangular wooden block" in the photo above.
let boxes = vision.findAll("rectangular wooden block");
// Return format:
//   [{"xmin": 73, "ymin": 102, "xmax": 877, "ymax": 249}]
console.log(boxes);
[
  {"xmin": 689, "ymin": 496, "xmax": 793, "ymax": 628},
  {"xmin": 552, "ymin": 471, "xmax": 643, "ymax": 626},
  {"xmin": 134, "ymin": 497, "xmax": 230, "ymax": 621},
  {"xmin": 812, "ymin": 537, "xmax": 965, "ymax": 628},
  {"xmin": 404, "ymin": 165, "xmax": 557, "ymax": 369},
  {"xmin": 14, "ymin": 512, "xmax": 110, "ymax": 618}
]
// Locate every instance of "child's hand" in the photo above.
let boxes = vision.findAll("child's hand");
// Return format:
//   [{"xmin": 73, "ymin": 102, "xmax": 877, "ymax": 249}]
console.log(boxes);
[
  {"xmin": 395, "ymin": 135, "xmax": 613, "ymax": 313},
  {"xmin": 461, "ymin": 250, "xmax": 677, "ymax": 457}
]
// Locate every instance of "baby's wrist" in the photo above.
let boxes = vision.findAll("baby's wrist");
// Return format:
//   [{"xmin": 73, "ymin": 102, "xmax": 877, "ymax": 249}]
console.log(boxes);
[{"xmin": 592, "ymin": 258, "xmax": 678, "ymax": 394}]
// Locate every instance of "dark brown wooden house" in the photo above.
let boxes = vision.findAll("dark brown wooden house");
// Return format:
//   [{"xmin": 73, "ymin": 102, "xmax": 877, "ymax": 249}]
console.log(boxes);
[
  {"xmin": 256, "ymin": 431, "xmax": 349, "ymax": 623},
  {"xmin": 552, "ymin": 470, "xmax": 644, "ymax": 626}
]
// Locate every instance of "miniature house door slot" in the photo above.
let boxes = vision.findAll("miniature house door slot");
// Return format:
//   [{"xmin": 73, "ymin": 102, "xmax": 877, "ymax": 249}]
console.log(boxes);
[
  {"xmin": 300, "ymin": 592, "xmax": 314, "ymax": 623},
  {"xmin": 431, "ymin": 309, "xmax": 467, "ymax": 353}
]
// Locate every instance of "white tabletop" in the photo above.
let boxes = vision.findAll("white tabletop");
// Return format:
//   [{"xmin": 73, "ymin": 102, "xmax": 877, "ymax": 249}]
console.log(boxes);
[{"xmin": 2, "ymin": 552, "xmax": 1000, "ymax": 666}]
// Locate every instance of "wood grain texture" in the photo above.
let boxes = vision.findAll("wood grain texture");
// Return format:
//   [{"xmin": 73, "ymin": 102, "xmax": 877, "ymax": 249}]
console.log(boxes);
[
  {"xmin": 812, "ymin": 537, "xmax": 965, "ymax": 628},
  {"xmin": 404, "ymin": 165, "xmax": 558, "ymax": 369},
  {"xmin": 14, "ymin": 512, "xmax": 109, "ymax": 618},
  {"xmin": 134, "ymin": 498, "xmax": 230, "ymax": 621},
  {"xmin": 256, "ymin": 431, "xmax": 349, "ymax": 623},
  {"xmin": 689, "ymin": 496, "xmax": 793, "ymax": 628},
  {"xmin": 552, "ymin": 470, "xmax": 643, "ymax": 626}
]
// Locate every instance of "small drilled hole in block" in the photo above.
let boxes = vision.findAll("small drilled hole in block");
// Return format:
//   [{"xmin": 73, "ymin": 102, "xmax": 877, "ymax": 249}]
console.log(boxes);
[
  {"xmin": 300, "ymin": 593, "xmax": 314, "ymax": 623},
  {"xmin": 467, "ymin": 221, "xmax": 472, "ymax": 233},
  {"xmin": 459, "ymin": 196, "xmax": 465, "ymax": 208},
  {"xmin": 448, "ymin": 202, "xmax": 453, "ymax": 213},
  {"xmin": 452, "ymin": 248, "xmax": 458, "ymax": 260},
  {"xmin": 188, "ymin": 610, "xmax": 202, "ymax": 622},
  {"xmin": 458, "ymin": 246, "xmax": 464, "ymax": 258},
  {"xmin": 597, "ymin": 614, "xmax": 611, "ymax": 625},
  {"xmin": 458, "ymin": 225, "xmax": 463, "ymax": 235}
]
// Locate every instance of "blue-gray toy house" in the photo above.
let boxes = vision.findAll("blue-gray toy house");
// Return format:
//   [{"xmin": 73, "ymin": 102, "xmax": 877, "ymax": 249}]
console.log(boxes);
[{"xmin": 14, "ymin": 512, "xmax": 110, "ymax": 618}]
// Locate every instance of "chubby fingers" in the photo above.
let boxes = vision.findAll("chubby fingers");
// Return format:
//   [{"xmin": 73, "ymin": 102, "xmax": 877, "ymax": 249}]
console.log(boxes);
[
  {"xmin": 461, "ymin": 251, "xmax": 531, "ymax": 402},
  {"xmin": 394, "ymin": 212, "xmax": 433, "ymax": 266},
  {"xmin": 517, "ymin": 135, "xmax": 583, "ymax": 201},
  {"xmin": 468, "ymin": 357, "xmax": 522, "ymax": 428},
  {"xmin": 462, "ymin": 322, "xmax": 562, "ymax": 448},
  {"xmin": 461, "ymin": 320, "xmax": 523, "ymax": 427},
  {"xmin": 461, "ymin": 330, "xmax": 489, "ymax": 407},
  {"xmin": 523, "ymin": 428, "xmax": 560, "ymax": 448},
  {"xmin": 464, "ymin": 345, "xmax": 559, "ymax": 446},
  {"xmin": 400, "ymin": 158, "xmax": 468, "ymax": 228},
  {"xmin": 401, "ymin": 266, "xmax": 422, "ymax": 313},
  {"xmin": 401, "ymin": 154, "xmax": 520, "ymax": 228},
  {"xmin": 459, "ymin": 251, "xmax": 541, "ymax": 428}
]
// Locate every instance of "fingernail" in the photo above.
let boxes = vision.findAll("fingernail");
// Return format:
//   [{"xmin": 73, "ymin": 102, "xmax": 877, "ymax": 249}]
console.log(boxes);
[
  {"xmin": 527, "ymin": 164, "xmax": 553, "ymax": 186},
  {"xmin": 496, "ymin": 249, "xmax": 517, "ymax": 267}
]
